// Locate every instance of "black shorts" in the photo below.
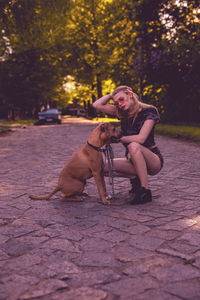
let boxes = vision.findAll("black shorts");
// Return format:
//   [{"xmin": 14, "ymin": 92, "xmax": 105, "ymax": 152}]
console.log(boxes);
[{"xmin": 150, "ymin": 147, "xmax": 164, "ymax": 169}]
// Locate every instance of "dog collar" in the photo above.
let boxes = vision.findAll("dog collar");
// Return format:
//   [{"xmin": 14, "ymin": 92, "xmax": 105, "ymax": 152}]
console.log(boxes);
[{"xmin": 87, "ymin": 141, "xmax": 105, "ymax": 152}]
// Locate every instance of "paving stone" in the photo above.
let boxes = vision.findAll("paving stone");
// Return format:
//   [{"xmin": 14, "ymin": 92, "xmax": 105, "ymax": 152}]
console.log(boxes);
[
  {"xmin": 122, "ymin": 265, "xmax": 147, "ymax": 277},
  {"xmin": 50, "ymin": 286, "xmax": 107, "ymax": 300},
  {"xmin": 2, "ymin": 254, "xmax": 42, "ymax": 273},
  {"xmin": 124, "ymin": 214, "xmax": 154, "ymax": 223},
  {"xmin": 1, "ymin": 274, "xmax": 40, "ymax": 299},
  {"xmin": 123, "ymin": 255, "xmax": 175, "ymax": 277},
  {"xmin": 47, "ymin": 260, "xmax": 80, "ymax": 276},
  {"xmin": 71, "ymin": 269, "xmax": 121, "ymax": 286},
  {"xmin": 163, "ymin": 280, "xmax": 200, "ymax": 299},
  {"xmin": 3, "ymin": 240, "xmax": 35, "ymax": 256},
  {"xmin": 0, "ymin": 235, "xmax": 10, "ymax": 244},
  {"xmin": 39, "ymin": 236, "xmax": 70, "ymax": 247},
  {"xmin": 70, "ymin": 220, "xmax": 99, "ymax": 231},
  {"xmin": 150, "ymin": 263, "xmax": 200, "ymax": 282},
  {"xmin": 168, "ymin": 241, "xmax": 199, "ymax": 254},
  {"xmin": 0, "ymin": 208, "xmax": 22, "ymax": 219},
  {"xmin": 103, "ymin": 276, "xmax": 158, "ymax": 297},
  {"xmin": 77, "ymin": 251, "xmax": 120, "ymax": 267},
  {"xmin": 177, "ymin": 232, "xmax": 200, "ymax": 246},
  {"xmin": 16, "ymin": 235, "xmax": 49, "ymax": 246},
  {"xmin": 0, "ymin": 285, "xmax": 9, "ymax": 300},
  {"xmin": 89, "ymin": 228, "xmax": 130, "ymax": 243},
  {"xmin": 129, "ymin": 235, "xmax": 164, "ymax": 251},
  {"xmin": 144, "ymin": 229, "xmax": 181, "ymax": 241},
  {"xmin": 0, "ymin": 121, "xmax": 200, "ymax": 299},
  {"xmin": 0, "ymin": 225, "xmax": 37, "ymax": 238},
  {"xmin": 115, "ymin": 246, "xmax": 154, "ymax": 262},
  {"xmin": 158, "ymin": 218, "xmax": 198, "ymax": 231},
  {"xmin": 79, "ymin": 237, "xmax": 114, "ymax": 251},
  {"xmin": 106, "ymin": 217, "xmax": 137, "ymax": 230},
  {"xmin": 20, "ymin": 279, "xmax": 69, "ymax": 299},
  {"xmin": 60, "ymin": 229, "xmax": 83, "ymax": 241},
  {"xmin": 144, "ymin": 215, "xmax": 182, "ymax": 226},
  {"xmin": 0, "ymin": 249, "xmax": 9, "ymax": 260},
  {"xmin": 81, "ymin": 224, "xmax": 112, "ymax": 235},
  {"xmin": 133, "ymin": 289, "xmax": 181, "ymax": 300},
  {"xmin": 157, "ymin": 247, "xmax": 194, "ymax": 260},
  {"xmin": 121, "ymin": 223, "xmax": 151, "ymax": 235}
]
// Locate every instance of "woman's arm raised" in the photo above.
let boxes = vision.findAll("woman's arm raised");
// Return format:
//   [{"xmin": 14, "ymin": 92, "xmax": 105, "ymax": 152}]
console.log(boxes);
[{"xmin": 92, "ymin": 94, "xmax": 117, "ymax": 116}]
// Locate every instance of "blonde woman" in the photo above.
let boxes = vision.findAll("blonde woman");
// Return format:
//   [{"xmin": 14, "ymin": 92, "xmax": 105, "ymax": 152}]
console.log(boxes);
[{"xmin": 93, "ymin": 86, "xmax": 163, "ymax": 205}]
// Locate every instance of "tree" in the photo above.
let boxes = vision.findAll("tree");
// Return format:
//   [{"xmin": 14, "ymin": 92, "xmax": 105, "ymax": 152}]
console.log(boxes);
[
  {"xmin": 147, "ymin": 0, "xmax": 200, "ymax": 123},
  {"xmin": 0, "ymin": 0, "xmax": 72, "ymax": 118},
  {"xmin": 1, "ymin": 0, "xmax": 199, "ymax": 123},
  {"xmin": 64, "ymin": 0, "xmax": 124, "ymax": 101}
]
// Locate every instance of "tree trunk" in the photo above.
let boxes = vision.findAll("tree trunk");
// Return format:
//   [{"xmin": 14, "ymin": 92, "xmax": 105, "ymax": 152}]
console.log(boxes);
[{"xmin": 96, "ymin": 74, "xmax": 102, "ymax": 99}]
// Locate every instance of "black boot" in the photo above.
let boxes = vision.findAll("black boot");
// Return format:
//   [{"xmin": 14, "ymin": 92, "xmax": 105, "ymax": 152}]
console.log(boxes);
[
  {"xmin": 131, "ymin": 187, "xmax": 152, "ymax": 205},
  {"xmin": 129, "ymin": 176, "xmax": 141, "ymax": 194}
]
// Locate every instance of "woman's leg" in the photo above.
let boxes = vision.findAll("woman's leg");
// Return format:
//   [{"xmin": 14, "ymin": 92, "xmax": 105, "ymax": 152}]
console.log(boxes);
[
  {"xmin": 104, "ymin": 158, "xmax": 137, "ymax": 178},
  {"xmin": 128, "ymin": 142, "xmax": 161, "ymax": 189},
  {"xmin": 104, "ymin": 143, "xmax": 161, "ymax": 204}
]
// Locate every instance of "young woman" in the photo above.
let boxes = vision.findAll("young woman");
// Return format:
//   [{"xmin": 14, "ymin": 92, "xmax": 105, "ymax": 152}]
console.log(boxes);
[{"xmin": 92, "ymin": 85, "xmax": 164, "ymax": 205}]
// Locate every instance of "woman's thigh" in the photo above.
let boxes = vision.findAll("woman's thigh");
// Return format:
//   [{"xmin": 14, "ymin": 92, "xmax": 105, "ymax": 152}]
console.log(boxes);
[
  {"xmin": 104, "ymin": 158, "xmax": 137, "ymax": 177},
  {"xmin": 139, "ymin": 145, "xmax": 161, "ymax": 175}
]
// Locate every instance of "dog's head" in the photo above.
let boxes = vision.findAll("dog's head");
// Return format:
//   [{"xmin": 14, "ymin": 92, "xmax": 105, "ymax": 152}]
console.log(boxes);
[{"xmin": 100, "ymin": 123, "xmax": 122, "ymax": 143}]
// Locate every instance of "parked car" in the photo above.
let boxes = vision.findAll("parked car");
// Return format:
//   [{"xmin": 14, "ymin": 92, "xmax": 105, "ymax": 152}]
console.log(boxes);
[{"xmin": 35, "ymin": 109, "xmax": 62, "ymax": 125}]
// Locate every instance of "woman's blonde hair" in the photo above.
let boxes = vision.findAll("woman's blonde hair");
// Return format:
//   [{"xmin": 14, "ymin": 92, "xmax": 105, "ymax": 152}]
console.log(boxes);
[{"xmin": 112, "ymin": 85, "xmax": 158, "ymax": 120}]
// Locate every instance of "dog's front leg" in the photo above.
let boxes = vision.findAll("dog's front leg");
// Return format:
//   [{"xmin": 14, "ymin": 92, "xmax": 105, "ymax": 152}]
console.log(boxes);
[{"xmin": 92, "ymin": 170, "xmax": 111, "ymax": 205}]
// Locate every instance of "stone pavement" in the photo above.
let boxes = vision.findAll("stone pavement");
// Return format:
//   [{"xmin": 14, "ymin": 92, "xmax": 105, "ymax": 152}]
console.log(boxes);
[{"xmin": 0, "ymin": 120, "xmax": 200, "ymax": 300}]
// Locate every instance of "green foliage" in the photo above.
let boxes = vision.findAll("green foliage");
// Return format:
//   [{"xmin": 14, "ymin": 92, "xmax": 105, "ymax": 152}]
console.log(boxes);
[
  {"xmin": 1, "ymin": 0, "xmax": 71, "ymax": 53},
  {"xmin": 152, "ymin": 1, "xmax": 199, "ymax": 123},
  {"xmin": 0, "ymin": 0, "xmax": 72, "ymax": 117},
  {"xmin": 64, "ymin": 0, "xmax": 120, "ymax": 99},
  {"xmin": 0, "ymin": 0, "xmax": 199, "ymax": 123},
  {"xmin": 156, "ymin": 124, "xmax": 200, "ymax": 143}
]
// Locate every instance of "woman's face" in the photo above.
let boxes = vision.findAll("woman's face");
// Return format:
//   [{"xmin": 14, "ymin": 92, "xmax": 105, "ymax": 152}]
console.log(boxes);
[{"xmin": 113, "ymin": 91, "xmax": 134, "ymax": 111}]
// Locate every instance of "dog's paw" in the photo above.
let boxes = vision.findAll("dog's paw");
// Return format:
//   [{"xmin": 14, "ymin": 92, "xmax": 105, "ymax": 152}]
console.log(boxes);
[{"xmin": 102, "ymin": 199, "xmax": 111, "ymax": 205}]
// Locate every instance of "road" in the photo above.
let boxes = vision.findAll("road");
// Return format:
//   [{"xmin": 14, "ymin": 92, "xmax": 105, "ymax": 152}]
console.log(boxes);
[{"xmin": 0, "ymin": 119, "xmax": 200, "ymax": 299}]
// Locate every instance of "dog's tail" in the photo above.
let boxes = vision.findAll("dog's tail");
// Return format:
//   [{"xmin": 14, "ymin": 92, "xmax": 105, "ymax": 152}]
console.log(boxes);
[{"xmin": 29, "ymin": 186, "xmax": 60, "ymax": 200}]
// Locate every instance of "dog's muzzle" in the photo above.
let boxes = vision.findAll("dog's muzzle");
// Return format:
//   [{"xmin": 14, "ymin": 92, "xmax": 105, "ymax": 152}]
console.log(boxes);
[{"xmin": 110, "ymin": 130, "xmax": 123, "ymax": 143}]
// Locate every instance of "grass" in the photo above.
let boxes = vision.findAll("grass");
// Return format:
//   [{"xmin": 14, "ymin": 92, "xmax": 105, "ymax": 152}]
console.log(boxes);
[
  {"xmin": 0, "ymin": 119, "xmax": 36, "ymax": 136},
  {"xmin": 0, "ymin": 117, "xmax": 200, "ymax": 143},
  {"xmin": 155, "ymin": 124, "xmax": 200, "ymax": 143},
  {"xmin": 0, "ymin": 124, "xmax": 11, "ymax": 135},
  {"xmin": 0, "ymin": 119, "xmax": 36, "ymax": 126}
]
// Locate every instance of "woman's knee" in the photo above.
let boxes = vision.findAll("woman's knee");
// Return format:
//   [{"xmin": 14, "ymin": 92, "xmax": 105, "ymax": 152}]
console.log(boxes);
[{"xmin": 128, "ymin": 142, "xmax": 141, "ymax": 155}]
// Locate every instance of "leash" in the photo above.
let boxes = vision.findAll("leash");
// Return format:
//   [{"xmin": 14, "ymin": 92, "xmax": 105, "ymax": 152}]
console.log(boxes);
[
  {"xmin": 87, "ymin": 141, "xmax": 115, "ymax": 198},
  {"xmin": 103, "ymin": 144, "xmax": 115, "ymax": 199}
]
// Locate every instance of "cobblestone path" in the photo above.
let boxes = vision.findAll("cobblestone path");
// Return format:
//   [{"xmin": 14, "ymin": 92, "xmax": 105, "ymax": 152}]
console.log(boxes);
[{"xmin": 0, "ymin": 121, "xmax": 200, "ymax": 300}]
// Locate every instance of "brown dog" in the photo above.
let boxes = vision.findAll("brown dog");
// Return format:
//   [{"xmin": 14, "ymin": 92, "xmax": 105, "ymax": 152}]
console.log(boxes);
[{"xmin": 29, "ymin": 123, "xmax": 121, "ymax": 204}]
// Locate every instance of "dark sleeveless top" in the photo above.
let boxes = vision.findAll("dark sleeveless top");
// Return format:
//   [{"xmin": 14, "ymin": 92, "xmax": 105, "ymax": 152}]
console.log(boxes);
[{"xmin": 120, "ymin": 107, "xmax": 160, "ymax": 149}]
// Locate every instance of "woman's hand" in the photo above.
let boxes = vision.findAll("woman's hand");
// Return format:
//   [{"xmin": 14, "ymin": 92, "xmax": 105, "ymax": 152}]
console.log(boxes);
[{"xmin": 119, "ymin": 136, "xmax": 132, "ymax": 143}]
